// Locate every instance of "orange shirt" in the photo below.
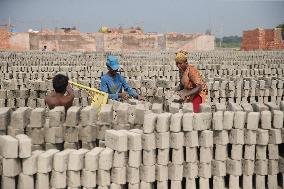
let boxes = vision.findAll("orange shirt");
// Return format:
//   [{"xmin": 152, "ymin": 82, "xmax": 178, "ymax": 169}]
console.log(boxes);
[{"xmin": 181, "ymin": 64, "xmax": 208, "ymax": 103}]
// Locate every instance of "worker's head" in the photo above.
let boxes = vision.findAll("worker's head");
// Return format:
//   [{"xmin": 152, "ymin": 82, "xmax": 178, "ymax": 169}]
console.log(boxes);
[
  {"xmin": 106, "ymin": 55, "xmax": 120, "ymax": 76},
  {"xmin": 53, "ymin": 74, "xmax": 69, "ymax": 94},
  {"xmin": 175, "ymin": 50, "xmax": 188, "ymax": 72}
]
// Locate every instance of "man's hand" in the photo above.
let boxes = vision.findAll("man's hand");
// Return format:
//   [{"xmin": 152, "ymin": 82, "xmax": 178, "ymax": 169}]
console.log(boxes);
[
  {"xmin": 178, "ymin": 91, "xmax": 187, "ymax": 100},
  {"xmin": 174, "ymin": 85, "xmax": 181, "ymax": 92},
  {"xmin": 119, "ymin": 92, "xmax": 129, "ymax": 100},
  {"xmin": 66, "ymin": 84, "xmax": 74, "ymax": 96},
  {"xmin": 138, "ymin": 95, "xmax": 145, "ymax": 101}
]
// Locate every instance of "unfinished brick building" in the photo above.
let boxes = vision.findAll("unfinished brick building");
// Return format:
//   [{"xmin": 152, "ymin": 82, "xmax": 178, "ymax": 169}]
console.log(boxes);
[
  {"xmin": 241, "ymin": 28, "xmax": 284, "ymax": 51},
  {"xmin": 0, "ymin": 28, "xmax": 215, "ymax": 52}
]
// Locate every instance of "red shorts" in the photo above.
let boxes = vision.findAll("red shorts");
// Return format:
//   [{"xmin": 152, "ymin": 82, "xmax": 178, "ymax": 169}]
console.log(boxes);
[{"xmin": 192, "ymin": 94, "xmax": 202, "ymax": 113}]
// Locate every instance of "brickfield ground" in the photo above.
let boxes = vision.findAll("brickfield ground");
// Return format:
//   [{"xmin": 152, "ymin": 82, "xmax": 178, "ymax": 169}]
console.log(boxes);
[{"xmin": 0, "ymin": 50, "xmax": 284, "ymax": 189}]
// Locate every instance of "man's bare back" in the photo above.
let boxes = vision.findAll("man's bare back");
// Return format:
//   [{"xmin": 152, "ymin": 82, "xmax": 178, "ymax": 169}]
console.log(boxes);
[
  {"xmin": 45, "ymin": 91, "xmax": 74, "ymax": 110},
  {"xmin": 45, "ymin": 75, "xmax": 74, "ymax": 110}
]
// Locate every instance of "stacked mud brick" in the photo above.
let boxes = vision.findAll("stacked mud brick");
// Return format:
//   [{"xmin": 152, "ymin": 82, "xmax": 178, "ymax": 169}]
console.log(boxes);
[
  {"xmin": 0, "ymin": 101, "xmax": 284, "ymax": 188},
  {"xmin": 1, "ymin": 51, "xmax": 284, "ymax": 107},
  {"xmin": 0, "ymin": 101, "xmax": 149, "ymax": 150}
]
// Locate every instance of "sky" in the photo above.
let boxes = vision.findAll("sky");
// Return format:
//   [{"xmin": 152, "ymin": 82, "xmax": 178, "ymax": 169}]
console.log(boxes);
[{"xmin": 0, "ymin": 0, "xmax": 283, "ymax": 37}]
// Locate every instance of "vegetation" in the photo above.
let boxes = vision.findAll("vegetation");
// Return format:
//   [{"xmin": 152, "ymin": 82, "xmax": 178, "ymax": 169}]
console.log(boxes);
[
  {"xmin": 276, "ymin": 23, "xmax": 284, "ymax": 39},
  {"xmin": 215, "ymin": 35, "xmax": 242, "ymax": 48}
]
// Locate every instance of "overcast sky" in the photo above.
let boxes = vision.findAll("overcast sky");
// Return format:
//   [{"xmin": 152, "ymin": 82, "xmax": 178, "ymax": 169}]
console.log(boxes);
[{"xmin": 0, "ymin": 0, "xmax": 283, "ymax": 37}]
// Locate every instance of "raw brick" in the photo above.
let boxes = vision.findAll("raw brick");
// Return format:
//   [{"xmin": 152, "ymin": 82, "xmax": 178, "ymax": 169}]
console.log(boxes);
[
  {"xmin": 16, "ymin": 134, "xmax": 31, "ymax": 158},
  {"xmin": 111, "ymin": 167, "xmax": 126, "ymax": 184},
  {"xmin": 156, "ymin": 131, "xmax": 169, "ymax": 149},
  {"xmin": 143, "ymin": 113, "xmax": 157, "ymax": 133},
  {"xmin": 242, "ymin": 160, "xmax": 255, "ymax": 175},
  {"xmin": 37, "ymin": 149, "xmax": 59, "ymax": 173},
  {"xmin": 184, "ymin": 131, "xmax": 199, "ymax": 147},
  {"xmin": 128, "ymin": 150, "xmax": 142, "ymax": 168},
  {"xmin": 182, "ymin": 113, "xmax": 193, "ymax": 131},
  {"xmin": 140, "ymin": 165, "xmax": 155, "ymax": 182},
  {"xmin": 65, "ymin": 106, "xmax": 81, "ymax": 127},
  {"xmin": 68, "ymin": 148, "xmax": 89, "ymax": 171},
  {"xmin": 0, "ymin": 135, "xmax": 18, "ymax": 158},
  {"xmin": 48, "ymin": 106, "xmax": 65, "ymax": 127},
  {"xmin": 269, "ymin": 128, "xmax": 282, "ymax": 144},
  {"xmin": 244, "ymin": 130, "xmax": 257, "ymax": 144},
  {"xmin": 97, "ymin": 170, "xmax": 111, "ymax": 186},
  {"xmin": 244, "ymin": 145, "xmax": 255, "ymax": 160},
  {"xmin": 170, "ymin": 132, "xmax": 184, "ymax": 149},
  {"xmin": 113, "ymin": 151, "xmax": 127, "ymax": 168},
  {"xmin": 168, "ymin": 163, "xmax": 183, "ymax": 181},
  {"xmin": 246, "ymin": 112, "xmax": 260, "ymax": 130},
  {"xmin": 157, "ymin": 148, "xmax": 169, "ymax": 165},
  {"xmin": 256, "ymin": 129, "xmax": 269, "ymax": 145},
  {"xmin": 226, "ymin": 159, "xmax": 242, "ymax": 176},
  {"xmin": 121, "ymin": 130, "xmax": 142, "ymax": 151},
  {"xmin": 231, "ymin": 144, "xmax": 243, "ymax": 160},
  {"xmin": 172, "ymin": 148, "xmax": 184, "ymax": 164},
  {"xmin": 53, "ymin": 149, "xmax": 75, "ymax": 172},
  {"xmin": 98, "ymin": 104, "xmax": 113, "ymax": 124},
  {"xmin": 229, "ymin": 129, "xmax": 244, "ymax": 144},
  {"xmin": 185, "ymin": 147, "xmax": 198, "ymax": 162},
  {"xmin": 156, "ymin": 112, "xmax": 171, "ymax": 132},
  {"xmin": 213, "ymin": 130, "xmax": 229, "ymax": 145},
  {"xmin": 260, "ymin": 111, "xmax": 271, "ymax": 129},
  {"xmin": 183, "ymin": 162, "xmax": 198, "ymax": 178},
  {"xmin": 116, "ymin": 103, "xmax": 129, "ymax": 124},
  {"xmin": 99, "ymin": 148, "xmax": 114, "ymax": 170},
  {"xmin": 212, "ymin": 160, "xmax": 226, "ymax": 176},
  {"xmin": 273, "ymin": 110, "xmax": 283, "ymax": 128},
  {"xmin": 198, "ymin": 162, "xmax": 211, "ymax": 178},
  {"xmin": 200, "ymin": 147, "xmax": 213, "ymax": 163},
  {"xmin": 2, "ymin": 158, "xmax": 21, "ymax": 177},
  {"xmin": 127, "ymin": 167, "xmax": 140, "ymax": 184},
  {"xmin": 170, "ymin": 113, "xmax": 183, "ymax": 132},
  {"xmin": 214, "ymin": 145, "xmax": 227, "ymax": 161},
  {"xmin": 142, "ymin": 133, "xmax": 156, "ymax": 150},
  {"xmin": 212, "ymin": 111, "xmax": 223, "ymax": 130},
  {"xmin": 255, "ymin": 159, "xmax": 268, "ymax": 175},
  {"xmin": 80, "ymin": 106, "xmax": 97, "ymax": 126},
  {"xmin": 0, "ymin": 107, "xmax": 12, "ymax": 130},
  {"xmin": 22, "ymin": 150, "xmax": 44, "ymax": 175},
  {"xmin": 105, "ymin": 130, "xmax": 127, "ymax": 152},
  {"xmin": 223, "ymin": 111, "xmax": 234, "ymax": 130},
  {"xmin": 193, "ymin": 113, "xmax": 212, "ymax": 130},
  {"xmin": 143, "ymin": 149, "xmax": 156, "ymax": 166},
  {"xmin": 156, "ymin": 164, "xmax": 168, "ymax": 181},
  {"xmin": 256, "ymin": 145, "xmax": 267, "ymax": 160},
  {"xmin": 233, "ymin": 111, "xmax": 246, "ymax": 129},
  {"xmin": 18, "ymin": 173, "xmax": 34, "ymax": 189},
  {"xmin": 29, "ymin": 108, "xmax": 45, "ymax": 128},
  {"xmin": 51, "ymin": 170, "xmax": 66, "ymax": 188},
  {"xmin": 199, "ymin": 130, "xmax": 213, "ymax": 147}
]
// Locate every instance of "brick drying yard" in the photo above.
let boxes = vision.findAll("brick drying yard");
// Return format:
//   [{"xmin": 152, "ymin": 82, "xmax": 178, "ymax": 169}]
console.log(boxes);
[{"xmin": 0, "ymin": 50, "xmax": 284, "ymax": 189}]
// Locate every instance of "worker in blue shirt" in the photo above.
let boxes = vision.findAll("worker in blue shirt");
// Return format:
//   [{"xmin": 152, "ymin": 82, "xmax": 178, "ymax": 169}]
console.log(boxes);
[{"xmin": 100, "ymin": 55, "xmax": 144, "ymax": 101}]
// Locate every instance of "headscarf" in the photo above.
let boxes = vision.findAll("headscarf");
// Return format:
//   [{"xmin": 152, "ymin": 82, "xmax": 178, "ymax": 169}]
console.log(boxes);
[{"xmin": 175, "ymin": 50, "xmax": 188, "ymax": 63}]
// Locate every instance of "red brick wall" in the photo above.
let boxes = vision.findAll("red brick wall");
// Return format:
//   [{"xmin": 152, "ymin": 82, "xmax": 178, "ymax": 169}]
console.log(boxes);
[
  {"xmin": 0, "ymin": 29, "xmax": 11, "ymax": 50},
  {"xmin": 241, "ymin": 28, "xmax": 284, "ymax": 50}
]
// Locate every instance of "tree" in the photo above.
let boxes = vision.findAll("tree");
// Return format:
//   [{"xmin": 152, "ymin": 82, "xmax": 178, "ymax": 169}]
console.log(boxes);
[{"xmin": 276, "ymin": 23, "xmax": 284, "ymax": 39}]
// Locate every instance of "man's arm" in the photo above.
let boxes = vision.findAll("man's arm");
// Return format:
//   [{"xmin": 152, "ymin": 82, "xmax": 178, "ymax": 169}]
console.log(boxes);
[
  {"xmin": 66, "ymin": 84, "xmax": 75, "ymax": 97},
  {"xmin": 100, "ymin": 77, "xmax": 119, "ymax": 100},
  {"xmin": 180, "ymin": 85, "xmax": 202, "ymax": 97},
  {"xmin": 121, "ymin": 76, "xmax": 138, "ymax": 98}
]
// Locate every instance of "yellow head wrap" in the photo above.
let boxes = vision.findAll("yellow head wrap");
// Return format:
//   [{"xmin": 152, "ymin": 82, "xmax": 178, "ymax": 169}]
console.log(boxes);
[{"xmin": 175, "ymin": 50, "xmax": 188, "ymax": 63}]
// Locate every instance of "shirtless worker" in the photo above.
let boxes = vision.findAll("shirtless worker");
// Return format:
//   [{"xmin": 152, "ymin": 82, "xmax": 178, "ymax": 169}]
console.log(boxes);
[{"xmin": 45, "ymin": 74, "xmax": 74, "ymax": 110}]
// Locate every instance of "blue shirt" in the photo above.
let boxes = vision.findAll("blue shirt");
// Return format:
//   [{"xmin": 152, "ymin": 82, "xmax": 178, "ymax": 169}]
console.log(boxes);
[{"xmin": 100, "ymin": 73, "xmax": 138, "ymax": 100}]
